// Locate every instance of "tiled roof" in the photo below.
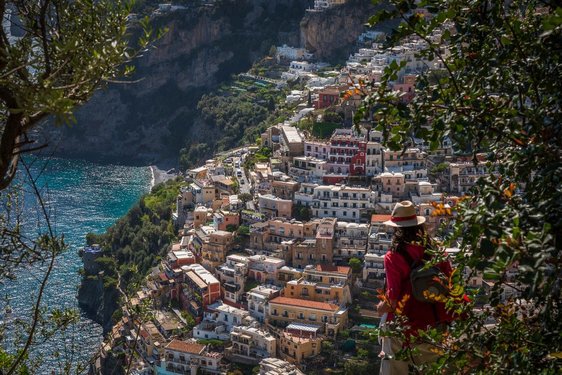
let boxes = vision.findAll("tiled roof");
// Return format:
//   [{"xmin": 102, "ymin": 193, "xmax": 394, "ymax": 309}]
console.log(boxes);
[
  {"xmin": 269, "ymin": 296, "xmax": 340, "ymax": 311},
  {"xmin": 371, "ymin": 214, "xmax": 392, "ymax": 223},
  {"xmin": 166, "ymin": 339, "xmax": 205, "ymax": 354},
  {"xmin": 315, "ymin": 264, "xmax": 351, "ymax": 274}
]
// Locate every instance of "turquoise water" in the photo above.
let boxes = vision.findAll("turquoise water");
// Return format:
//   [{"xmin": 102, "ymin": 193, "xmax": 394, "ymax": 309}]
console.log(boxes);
[{"xmin": 0, "ymin": 157, "xmax": 151, "ymax": 372}]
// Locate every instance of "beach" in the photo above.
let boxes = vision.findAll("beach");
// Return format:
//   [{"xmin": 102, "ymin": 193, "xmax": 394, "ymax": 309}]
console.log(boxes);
[{"xmin": 150, "ymin": 165, "xmax": 177, "ymax": 188}]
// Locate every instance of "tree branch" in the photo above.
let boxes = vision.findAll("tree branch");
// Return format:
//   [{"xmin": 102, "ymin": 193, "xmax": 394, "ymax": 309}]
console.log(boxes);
[{"xmin": 5, "ymin": 158, "xmax": 61, "ymax": 375}]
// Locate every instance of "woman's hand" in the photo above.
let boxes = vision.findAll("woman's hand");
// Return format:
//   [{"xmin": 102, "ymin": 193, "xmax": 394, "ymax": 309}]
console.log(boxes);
[{"xmin": 377, "ymin": 300, "xmax": 394, "ymax": 315}]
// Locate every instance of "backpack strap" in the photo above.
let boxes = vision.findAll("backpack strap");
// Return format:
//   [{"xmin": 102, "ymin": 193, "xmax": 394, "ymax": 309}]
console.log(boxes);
[{"xmin": 395, "ymin": 246, "xmax": 418, "ymax": 269}]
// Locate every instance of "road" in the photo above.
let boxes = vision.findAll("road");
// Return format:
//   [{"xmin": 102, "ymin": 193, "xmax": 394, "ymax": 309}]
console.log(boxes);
[{"xmin": 232, "ymin": 155, "xmax": 255, "ymax": 210}]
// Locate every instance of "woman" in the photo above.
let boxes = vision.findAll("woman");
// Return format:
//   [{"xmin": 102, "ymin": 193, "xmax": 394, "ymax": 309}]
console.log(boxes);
[{"xmin": 377, "ymin": 200, "xmax": 454, "ymax": 374}]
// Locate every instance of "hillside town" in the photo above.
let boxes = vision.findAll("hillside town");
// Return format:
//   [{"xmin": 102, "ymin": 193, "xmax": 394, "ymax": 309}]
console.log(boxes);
[{"xmin": 85, "ymin": 6, "xmax": 521, "ymax": 375}]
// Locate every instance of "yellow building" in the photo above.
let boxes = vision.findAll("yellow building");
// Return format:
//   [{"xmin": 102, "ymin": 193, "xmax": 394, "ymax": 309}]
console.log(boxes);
[
  {"xmin": 277, "ymin": 324, "xmax": 323, "ymax": 364},
  {"xmin": 267, "ymin": 296, "xmax": 348, "ymax": 337},
  {"xmin": 282, "ymin": 264, "xmax": 352, "ymax": 305},
  {"xmin": 201, "ymin": 230, "xmax": 234, "ymax": 269}
]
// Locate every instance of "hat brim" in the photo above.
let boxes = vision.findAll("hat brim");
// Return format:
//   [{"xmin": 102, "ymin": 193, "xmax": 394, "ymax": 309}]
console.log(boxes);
[{"xmin": 383, "ymin": 216, "xmax": 426, "ymax": 228}]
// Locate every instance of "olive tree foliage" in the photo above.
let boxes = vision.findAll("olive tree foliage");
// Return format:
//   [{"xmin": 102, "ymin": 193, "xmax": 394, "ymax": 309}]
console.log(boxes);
[
  {"xmin": 0, "ymin": 0, "xmax": 158, "ymax": 190},
  {"xmin": 360, "ymin": 0, "xmax": 561, "ymax": 373},
  {"xmin": 0, "ymin": 1, "xmax": 160, "ymax": 373}
]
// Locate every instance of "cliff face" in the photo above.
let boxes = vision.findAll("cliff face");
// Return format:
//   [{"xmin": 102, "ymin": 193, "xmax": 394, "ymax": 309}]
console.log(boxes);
[
  {"xmin": 300, "ymin": 0, "xmax": 392, "ymax": 61},
  {"xmin": 78, "ymin": 276, "xmax": 119, "ymax": 333},
  {"xmin": 48, "ymin": 0, "xmax": 310, "ymax": 166}
]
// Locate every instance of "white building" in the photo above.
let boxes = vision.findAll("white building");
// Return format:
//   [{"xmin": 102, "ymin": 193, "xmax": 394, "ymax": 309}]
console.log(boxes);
[
  {"xmin": 276, "ymin": 45, "xmax": 313, "ymax": 62},
  {"xmin": 215, "ymin": 255, "xmax": 248, "ymax": 305},
  {"xmin": 311, "ymin": 185, "xmax": 377, "ymax": 223},
  {"xmin": 228, "ymin": 326, "xmax": 277, "ymax": 365},
  {"xmin": 247, "ymin": 285, "xmax": 282, "ymax": 323},
  {"xmin": 366, "ymin": 130, "xmax": 384, "ymax": 176},
  {"xmin": 447, "ymin": 161, "xmax": 489, "ymax": 194},
  {"xmin": 383, "ymin": 147, "xmax": 427, "ymax": 181},
  {"xmin": 248, "ymin": 255, "xmax": 286, "ymax": 284},
  {"xmin": 334, "ymin": 221, "xmax": 369, "ymax": 260},
  {"xmin": 362, "ymin": 252, "xmax": 385, "ymax": 287},
  {"xmin": 289, "ymin": 156, "xmax": 327, "ymax": 183},
  {"xmin": 313, "ymin": 0, "xmax": 347, "ymax": 10},
  {"xmin": 288, "ymin": 61, "xmax": 316, "ymax": 75}
]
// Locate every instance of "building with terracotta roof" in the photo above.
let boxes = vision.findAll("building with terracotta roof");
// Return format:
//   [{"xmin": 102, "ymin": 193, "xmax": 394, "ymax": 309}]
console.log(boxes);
[
  {"xmin": 368, "ymin": 214, "xmax": 394, "ymax": 254},
  {"xmin": 314, "ymin": 86, "xmax": 341, "ymax": 109},
  {"xmin": 155, "ymin": 339, "xmax": 224, "ymax": 375},
  {"xmin": 267, "ymin": 296, "xmax": 348, "ymax": 337},
  {"xmin": 137, "ymin": 321, "xmax": 165, "ymax": 359}
]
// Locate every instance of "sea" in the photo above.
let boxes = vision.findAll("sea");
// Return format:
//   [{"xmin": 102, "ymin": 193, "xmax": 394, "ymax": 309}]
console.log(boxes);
[{"xmin": 0, "ymin": 156, "xmax": 152, "ymax": 372}]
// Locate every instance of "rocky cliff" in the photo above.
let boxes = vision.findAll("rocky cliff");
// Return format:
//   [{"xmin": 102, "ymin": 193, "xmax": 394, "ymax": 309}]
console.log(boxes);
[
  {"xmin": 300, "ymin": 0, "xmax": 395, "ymax": 61},
  {"xmin": 47, "ymin": 0, "xmax": 310, "ymax": 166},
  {"xmin": 78, "ymin": 276, "xmax": 120, "ymax": 333}
]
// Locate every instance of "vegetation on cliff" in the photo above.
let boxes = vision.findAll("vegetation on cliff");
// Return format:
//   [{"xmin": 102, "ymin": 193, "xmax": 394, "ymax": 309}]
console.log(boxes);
[
  {"xmin": 180, "ymin": 73, "xmax": 296, "ymax": 169},
  {"xmin": 82, "ymin": 178, "xmax": 182, "ymax": 320}
]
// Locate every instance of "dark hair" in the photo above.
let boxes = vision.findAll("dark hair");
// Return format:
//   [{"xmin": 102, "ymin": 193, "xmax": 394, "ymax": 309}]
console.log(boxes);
[{"xmin": 391, "ymin": 224, "xmax": 430, "ymax": 253}]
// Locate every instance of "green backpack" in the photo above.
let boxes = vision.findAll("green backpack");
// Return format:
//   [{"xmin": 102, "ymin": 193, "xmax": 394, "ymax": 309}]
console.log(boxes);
[{"xmin": 397, "ymin": 247, "xmax": 449, "ymax": 303}]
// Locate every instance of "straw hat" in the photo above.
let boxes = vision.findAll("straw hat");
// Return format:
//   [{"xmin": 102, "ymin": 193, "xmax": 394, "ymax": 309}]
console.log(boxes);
[{"xmin": 383, "ymin": 200, "xmax": 426, "ymax": 227}]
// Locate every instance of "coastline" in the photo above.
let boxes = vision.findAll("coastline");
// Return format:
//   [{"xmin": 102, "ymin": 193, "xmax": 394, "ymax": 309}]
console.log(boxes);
[{"xmin": 149, "ymin": 165, "xmax": 177, "ymax": 188}]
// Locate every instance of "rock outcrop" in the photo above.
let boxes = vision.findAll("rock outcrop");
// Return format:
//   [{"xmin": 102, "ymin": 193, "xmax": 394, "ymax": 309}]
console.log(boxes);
[
  {"xmin": 300, "ymin": 0, "xmax": 395, "ymax": 61},
  {"xmin": 78, "ymin": 276, "xmax": 120, "ymax": 333},
  {"xmin": 47, "ymin": 0, "xmax": 310, "ymax": 166}
]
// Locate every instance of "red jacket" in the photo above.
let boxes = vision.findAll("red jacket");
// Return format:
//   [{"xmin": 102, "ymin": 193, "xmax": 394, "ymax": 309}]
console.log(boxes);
[{"xmin": 384, "ymin": 243, "xmax": 455, "ymax": 336}]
